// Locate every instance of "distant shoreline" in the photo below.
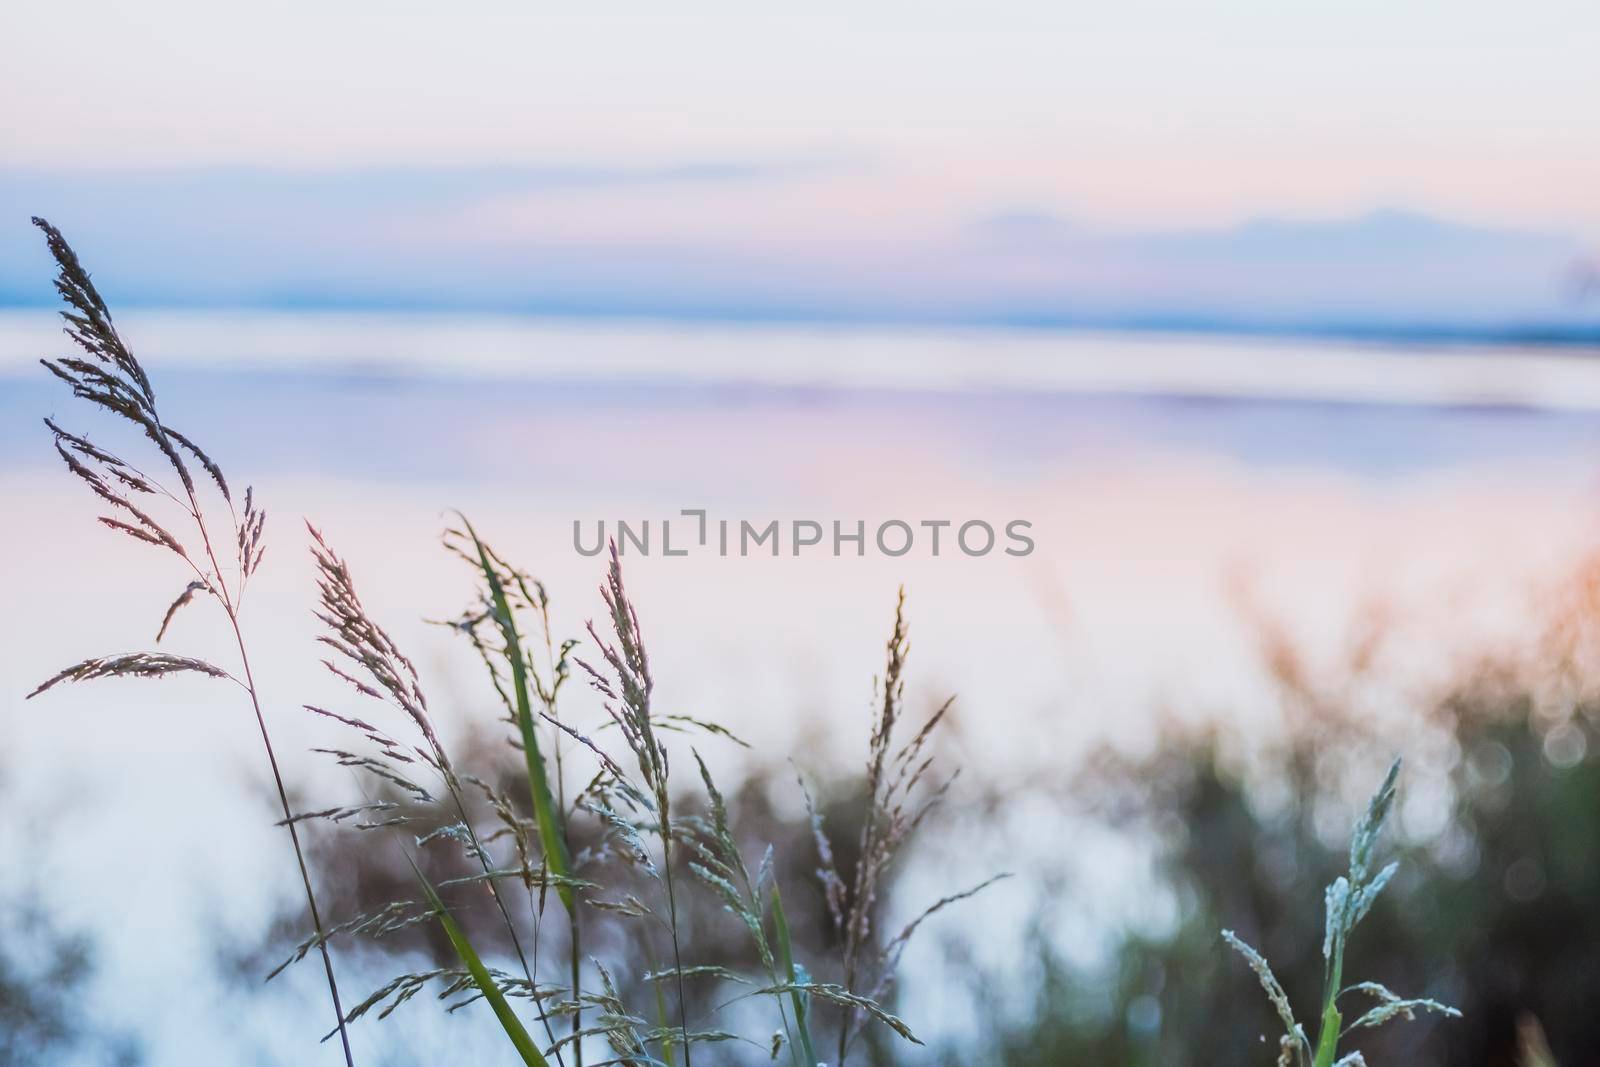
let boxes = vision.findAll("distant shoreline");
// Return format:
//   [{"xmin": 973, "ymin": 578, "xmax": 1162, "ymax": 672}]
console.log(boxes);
[
  {"xmin": 1, "ymin": 298, "xmax": 1598, "ymax": 350},
  {"xmin": 6, "ymin": 309, "xmax": 1600, "ymax": 416}
]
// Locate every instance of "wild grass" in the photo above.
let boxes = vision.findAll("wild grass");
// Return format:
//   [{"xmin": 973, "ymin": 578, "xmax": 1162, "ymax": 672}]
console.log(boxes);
[
  {"xmin": 23, "ymin": 218, "xmax": 1468, "ymax": 1065},
  {"xmin": 1223, "ymin": 760, "xmax": 1459, "ymax": 1067},
  {"xmin": 25, "ymin": 219, "xmax": 994, "ymax": 1065},
  {"xmin": 25, "ymin": 218, "xmax": 355, "ymax": 1064},
  {"xmin": 295, "ymin": 518, "xmax": 977, "ymax": 1065}
]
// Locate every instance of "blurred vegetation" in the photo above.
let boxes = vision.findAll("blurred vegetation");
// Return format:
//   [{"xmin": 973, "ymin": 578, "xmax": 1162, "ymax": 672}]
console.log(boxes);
[
  {"xmin": 950, "ymin": 557, "xmax": 1600, "ymax": 1067},
  {"xmin": 231, "ymin": 550, "xmax": 1600, "ymax": 1065},
  {"xmin": 0, "ymin": 774, "xmax": 141, "ymax": 1066}
]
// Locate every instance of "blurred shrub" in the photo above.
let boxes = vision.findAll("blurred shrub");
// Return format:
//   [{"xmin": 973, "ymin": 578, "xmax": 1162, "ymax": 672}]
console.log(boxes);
[{"xmin": 952, "ymin": 556, "xmax": 1600, "ymax": 1067}]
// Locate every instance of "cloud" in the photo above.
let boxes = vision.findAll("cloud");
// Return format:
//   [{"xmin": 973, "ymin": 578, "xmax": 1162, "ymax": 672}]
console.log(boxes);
[
  {"xmin": 1, "ymin": 167, "xmax": 1595, "ymax": 338},
  {"xmin": 958, "ymin": 208, "xmax": 1592, "ymax": 325}
]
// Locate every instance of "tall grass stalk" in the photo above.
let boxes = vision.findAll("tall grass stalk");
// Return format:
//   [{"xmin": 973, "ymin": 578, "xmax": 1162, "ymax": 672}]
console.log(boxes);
[
  {"xmin": 578, "ymin": 544, "xmax": 695, "ymax": 1066},
  {"xmin": 1223, "ymin": 759, "xmax": 1459, "ymax": 1067},
  {"xmin": 803, "ymin": 588, "xmax": 1006, "ymax": 1066},
  {"xmin": 454, "ymin": 519, "xmax": 585, "ymax": 1064},
  {"xmin": 308, "ymin": 524, "xmax": 571, "ymax": 1057},
  {"xmin": 24, "ymin": 219, "xmax": 355, "ymax": 1064}
]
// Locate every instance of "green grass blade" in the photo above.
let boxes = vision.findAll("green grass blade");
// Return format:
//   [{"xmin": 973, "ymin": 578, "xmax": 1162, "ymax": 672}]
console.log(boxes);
[
  {"xmin": 655, "ymin": 979, "xmax": 677, "ymax": 1067},
  {"xmin": 459, "ymin": 515, "xmax": 574, "ymax": 912},
  {"xmin": 770, "ymin": 885, "xmax": 818, "ymax": 1067},
  {"xmin": 417, "ymin": 872, "xmax": 550, "ymax": 1067},
  {"xmin": 1312, "ymin": 1000, "xmax": 1342, "ymax": 1067}
]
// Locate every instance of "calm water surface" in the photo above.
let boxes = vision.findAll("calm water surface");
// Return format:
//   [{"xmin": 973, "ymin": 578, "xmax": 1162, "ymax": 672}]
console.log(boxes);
[{"xmin": 3, "ymin": 311, "xmax": 1599, "ymax": 1063}]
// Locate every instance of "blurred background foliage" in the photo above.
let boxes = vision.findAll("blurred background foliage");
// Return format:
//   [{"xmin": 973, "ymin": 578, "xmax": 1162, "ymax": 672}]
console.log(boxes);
[
  {"xmin": 10, "ymin": 551, "xmax": 1600, "ymax": 1066},
  {"xmin": 253, "ymin": 552, "xmax": 1600, "ymax": 1066},
  {"xmin": 954, "ymin": 554, "xmax": 1600, "ymax": 1067},
  {"xmin": 0, "ymin": 770, "xmax": 141, "ymax": 1066}
]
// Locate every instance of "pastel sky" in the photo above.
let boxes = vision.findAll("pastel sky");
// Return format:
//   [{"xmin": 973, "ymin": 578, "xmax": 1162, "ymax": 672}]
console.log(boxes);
[{"xmin": 3, "ymin": 1, "xmax": 1599, "ymax": 327}]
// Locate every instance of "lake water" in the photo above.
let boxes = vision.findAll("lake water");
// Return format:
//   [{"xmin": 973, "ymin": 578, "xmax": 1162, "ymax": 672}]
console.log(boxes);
[{"xmin": 4, "ymin": 310, "xmax": 1600, "ymax": 1063}]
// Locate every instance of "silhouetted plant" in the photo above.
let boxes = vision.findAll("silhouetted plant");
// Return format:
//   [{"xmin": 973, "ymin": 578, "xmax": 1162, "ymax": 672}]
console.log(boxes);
[{"xmin": 25, "ymin": 218, "xmax": 354, "ymax": 1065}]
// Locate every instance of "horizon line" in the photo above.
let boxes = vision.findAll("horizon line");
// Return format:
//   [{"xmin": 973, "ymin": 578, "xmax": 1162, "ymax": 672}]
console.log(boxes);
[{"xmin": 2, "ymin": 297, "xmax": 1597, "ymax": 350}]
